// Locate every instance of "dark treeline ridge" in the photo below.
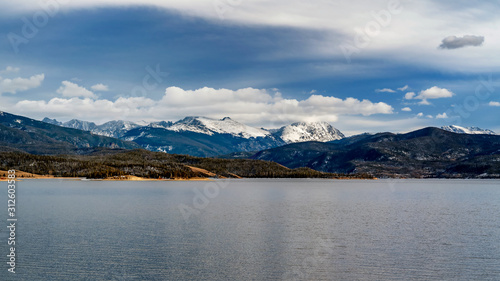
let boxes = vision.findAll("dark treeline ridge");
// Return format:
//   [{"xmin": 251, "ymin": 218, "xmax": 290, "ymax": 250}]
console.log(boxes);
[{"xmin": 0, "ymin": 149, "xmax": 373, "ymax": 179}]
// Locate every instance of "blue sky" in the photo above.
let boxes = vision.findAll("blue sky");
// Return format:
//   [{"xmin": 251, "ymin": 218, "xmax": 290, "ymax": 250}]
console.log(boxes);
[{"xmin": 0, "ymin": 0, "xmax": 499, "ymax": 135}]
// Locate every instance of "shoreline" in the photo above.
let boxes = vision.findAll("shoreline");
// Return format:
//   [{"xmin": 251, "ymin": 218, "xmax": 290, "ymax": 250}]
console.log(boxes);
[
  {"xmin": 0, "ymin": 169, "xmax": 375, "ymax": 181},
  {"xmin": 0, "ymin": 170, "xmax": 213, "ymax": 182}
]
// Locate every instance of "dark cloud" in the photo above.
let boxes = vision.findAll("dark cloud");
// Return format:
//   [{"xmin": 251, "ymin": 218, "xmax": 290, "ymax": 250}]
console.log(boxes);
[{"xmin": 439, "ymin": 35, "xmax": 484, "ymax": 49}]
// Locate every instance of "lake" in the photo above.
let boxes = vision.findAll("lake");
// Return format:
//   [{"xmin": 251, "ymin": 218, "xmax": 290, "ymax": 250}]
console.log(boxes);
[{"xmin": 1, "ymin": 179, "xmax": 499, "ymax": 280}]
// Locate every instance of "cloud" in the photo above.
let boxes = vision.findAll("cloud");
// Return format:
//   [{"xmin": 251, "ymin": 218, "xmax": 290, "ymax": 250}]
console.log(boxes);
[
  {"xmin": 13, "ymin": 86, "xmax": 394, "ymax": 126},
  {"xmin": 404, "ymin": 92, "xmax": 416, "ymax": 100},
  {"xmin": 489, "ymin": 101, "xmax": 500, "ymax": 107},
  {"xmin": 1, "ymin": 1, "xmax": 499, "ymax": 73},
  {"xmin": 417, "ymin": 113, "xmax": 424, "ymax": 117},
  {"xmin": 418, "ymin": 99, "xmax": 431, "ymax": 106},
  {"xmin": 0, "ymin": 66, "xmax": 20, "ymax": 74},
  {"xmin": 375, "ymin": 88, "xmax": 396, "ymax": 93},
  {"xmin": 405, "ymin": 87, "xmax": 454, "ymax": 105},
  {"xmin": 426, "ymin": 115, "xmax": 433, "ymax": 119},
  {"xmin": 398, "ymin": 85, "xmax": 409, "ymax": 91},
  {"xmin": 417, "ymin": 86, "xmax": 454, "ymax": 99},
  {"xmin": 436, "ymin": 112, "xmax": 448, "ymax": 119},
  {"xmin": 91, "ymin": 83, "xmax": 109, "ymax": 91},
  {"xmin": 401, "ymin": 107, "xmax": 412, "ymax": 112},
  {"xmin": 0, "ymin": 74, "xmax": 44, "ymax": 94},
  {"xmin": 56, "ymin": 81, "xmax": 96, "ymax": 98},
  {"xmin": 439, "ymin": 35, "xmax": 484, "ymax": 49}
]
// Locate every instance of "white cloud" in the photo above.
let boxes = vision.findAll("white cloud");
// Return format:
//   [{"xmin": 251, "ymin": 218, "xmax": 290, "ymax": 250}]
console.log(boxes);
[
  {"xmin": 401, "ymin": 107, "xmax": 412, "ymax": 112},
  {"xmin": 436, "ymin": 112, "xmax": 448, "ymax": 119},
  {"xmin": 426, "ymin": 115, "xmax": 433, "ymax": 119},
  {"xmin": 416, "ymin": 86, "xmax": 454, "ymax": 100},
  {"xmin": 417, "ymin": 113, "xmax": 424, "ymax": 117},
  {"xmin": 0, "ymin": 66, "xmax": 20, "ymax": 74},
  {"xmin": 56, "ymin": 81, "xmax": 96, "ymax": 98},
  {"xmin": 398, "ymin": 85, "xmax": 409, "ymax": 91},
  {"xmin": 405, "ymin": 87, "xmax": 454, "ymax": 105},
  {"xmin": 13, "ymin": 86, "xmax": 394, "ymax": 126},
  {"xmin": 489, "ymin": 101, "xmax": 500, "ymax": 107},
  {"xmin": 404, "ymin": 92, "xmax": 416, "ymax": 100},
  {"xmin": 418, "ymin": 99, "xmax": 431, "ymax": 106},
  {"xmin": 91, "ymin": 83, "xmax": 109, "ymax": 91},
  {"xmin": 375, "ymin": 88, "xmax": 396, "ymax": 93},
  {"xmin": 0, "ymin": 74, "xmax": 44, "ymax": 94}
]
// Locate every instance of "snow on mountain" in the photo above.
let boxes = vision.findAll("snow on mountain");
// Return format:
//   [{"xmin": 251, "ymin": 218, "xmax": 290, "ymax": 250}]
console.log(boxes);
[
  {"xmin": 41, "ymin": 116, "xmax": 345, "ymax": 144},
  {"xmin": 274, "ymin": 122, "xmax": 345, "ymax": 143},
  {"xmin": 168, "ymin": 116, "xmax": 271, "ymax": 139},
  {"xmin": 441, "ymin": 125, "xmax": 496, "ymax": 135},
  {"xmin": 148, "ymin": 121, "xmax": 173, "ymax": 129},
  {"xmin": 42, "ymin": 118, "xmax": 140, "ymax": 138},
  {"xmin": 63, "ymin": 119, "xmax": 98, "ymax": 131},
  {"xmin": 94, "ymin": 120, "xmax": 141, "ymax": 138}
]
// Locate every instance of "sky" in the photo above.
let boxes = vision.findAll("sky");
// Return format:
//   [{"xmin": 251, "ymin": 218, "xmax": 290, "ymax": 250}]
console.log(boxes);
[{"xmin": 0, "ymin": 0, "xmax": 499, "ymax": 135}]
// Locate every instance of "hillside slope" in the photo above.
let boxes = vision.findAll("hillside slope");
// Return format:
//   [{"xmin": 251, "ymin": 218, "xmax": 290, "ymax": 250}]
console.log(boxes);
[
  {"xmin": 0, "ymin": 111, "xmax": 140, "ymax": 155},
  {"xmin": 248, "ymin": 127, "xmax": 500, "ymax": 178}
]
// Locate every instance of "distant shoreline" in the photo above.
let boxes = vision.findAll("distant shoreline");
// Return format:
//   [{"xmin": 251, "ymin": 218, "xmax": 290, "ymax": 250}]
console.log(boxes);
[
  {"xmin": 0, "ymin": 170, "xmax": 213, "ymax": 181},
  {"xmin": 0, "ymin": 169, "xmax": 374, "ymax": 181}
]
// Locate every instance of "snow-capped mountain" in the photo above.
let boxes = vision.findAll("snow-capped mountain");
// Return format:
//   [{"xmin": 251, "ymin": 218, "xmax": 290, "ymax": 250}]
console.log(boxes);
[
  {"xmin": 148, "ymin": 121, "xmax": 173, "ymax": 129},
  {"xmin": 63, "ymin": 119, "xmax": 98, "ymax": 132},
  {"xmin": 41, "ymin": 116, "xmax": 346, "ymax": 156},
  {"xmin": 95, "ymin": 120, "xmax": 141, "ymax": 138},
  {"xmin": 168, "ymin": 116, "xmax": 271, "ymax": 139},
  {"xmin": 441, "ymin": 125, "xmax": 496, "ymax": 135},
  {"xmin": 273, "ymin": 122, "xmax": 345, "ymax": 143},
  {"xmin": 42, "ymin": 118, "xmax": 140, "ymax": 138}
]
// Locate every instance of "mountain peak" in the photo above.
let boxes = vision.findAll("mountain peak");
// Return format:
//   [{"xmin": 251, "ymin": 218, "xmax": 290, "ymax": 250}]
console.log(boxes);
[
  {"xmin": 441, "ymin": 125, "xmax": 496, "ymax": 135},
  {"xmin": 274, "ymin": 121, "xmax": 345, "ymax": 143},
  {"xmin": 170, "ymin": 116, "xmax": 270, "ymax": 138},
  {"xmin": 42, "ymin": 117, "xmax": 62, "ymax": 126},
  {"xmin": 63, "ymin": 119, "xmax": 98, "ymax": 131}
]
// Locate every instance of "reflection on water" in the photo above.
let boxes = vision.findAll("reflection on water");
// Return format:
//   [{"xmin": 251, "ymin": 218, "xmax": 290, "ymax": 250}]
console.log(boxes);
[{"xmin": 1, "ymin": 179, "xmax": 499, "ymax": 280}]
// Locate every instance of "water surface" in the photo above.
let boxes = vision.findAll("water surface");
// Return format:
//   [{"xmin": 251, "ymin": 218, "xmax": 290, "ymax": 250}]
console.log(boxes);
[{"xmin": 1, "ymin": 179, "xmax": 499, "ymax": 280}]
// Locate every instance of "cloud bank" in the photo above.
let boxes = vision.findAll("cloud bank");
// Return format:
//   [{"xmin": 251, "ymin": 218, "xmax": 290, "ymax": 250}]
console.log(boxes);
[{"xmin": 13, "ymin": 86, "xmax": 394, "ymax": 127}]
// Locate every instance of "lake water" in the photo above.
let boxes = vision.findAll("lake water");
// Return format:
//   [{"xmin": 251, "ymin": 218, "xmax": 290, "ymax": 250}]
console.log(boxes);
[{"xmin": 1, "ymin": 179, "xmax": 499, "ymax": 280}]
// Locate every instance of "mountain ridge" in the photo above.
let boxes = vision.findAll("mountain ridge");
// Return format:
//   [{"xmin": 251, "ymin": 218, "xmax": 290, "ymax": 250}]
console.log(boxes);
[
  {"xmin": 243, "ymin": 127, "xmax": 500, "ymax": 178},
  {"xmin": 40, "ymin": 115, "xmax": 346, "ymax": 156},
  {"xmin": 441, "ymin": 125, "xmax": 496, "ymax": 135},
  {"xmin": 1, "ymin": 111, "xmax": 140, "ymax": 155},
  {"xmin": 2, "ymin": 111, "xmax": 500, "ymax": 178}
]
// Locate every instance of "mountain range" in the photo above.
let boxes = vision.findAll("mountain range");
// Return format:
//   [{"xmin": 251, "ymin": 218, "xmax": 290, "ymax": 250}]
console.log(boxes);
[
  {"xmin": 0, "ymin": 111, "xmax": 139, "ymax": 155},
  {"xmin": 1, "ymin": 110, "xmax": 499, "ymax": 178},
  {"xmin": 242, "ymin": 127, "xmax": 500, "ymax": 178},
  {"xmin": 41, "ymin": 116, "xmax": 345, "ymax": 157},
  {"xmin": 440, "ymin": 125, "xmax": 496, "ymax": 135}
]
